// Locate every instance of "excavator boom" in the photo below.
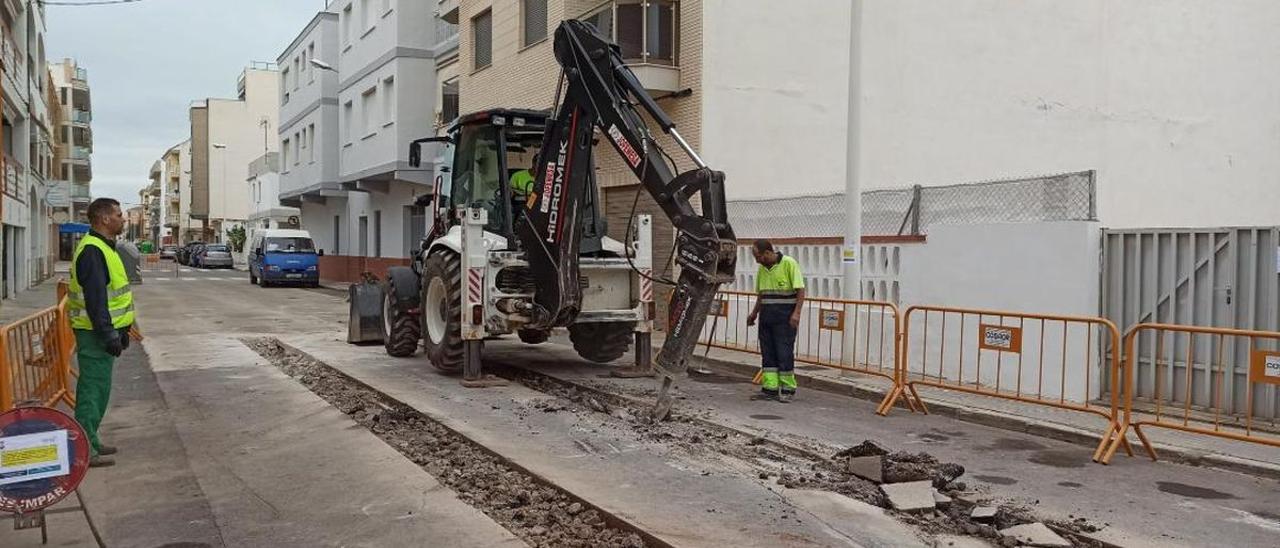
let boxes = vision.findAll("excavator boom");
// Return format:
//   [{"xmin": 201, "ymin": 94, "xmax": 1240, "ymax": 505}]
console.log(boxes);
[{"xmin": 516, "ymin": 20, "xmax": 737, "ymax": 419}]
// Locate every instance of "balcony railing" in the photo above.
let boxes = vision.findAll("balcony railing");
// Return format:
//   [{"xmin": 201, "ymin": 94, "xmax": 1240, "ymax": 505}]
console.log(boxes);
[
  {"xmin": 3, "ymin": 155, "xmax": 24, "ymax": 198},
  {"xmin": 69, "ymin": 146, "xmax": 91, "ymax": 160},
  {"xmin": 71, "ymin": 183, "xmax": 91, "ymax": 202},
  {"xmin": 73, "ymin": 67, "xmax": 88, "ymax": 84},
  {"xmin": 71, "ymin": 110, "xmax": 91, "ymax": 124}
]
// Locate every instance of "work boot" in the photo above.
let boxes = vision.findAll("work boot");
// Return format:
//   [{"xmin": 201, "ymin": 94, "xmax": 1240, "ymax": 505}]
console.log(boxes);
[
  {"xmin": 778, "ymin": 392, "xmax": 794, "ymax": 404},
  {"xmin": 97, "ymin": 445, "xmax": 118, "ymax": 456},
  {"xmin": 89, "ymin": 455, "xmax": 116, "ymax": 468}
]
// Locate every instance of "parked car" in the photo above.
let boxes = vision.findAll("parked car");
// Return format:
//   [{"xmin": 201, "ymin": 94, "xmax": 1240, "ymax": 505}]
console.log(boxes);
[
  {"xmin": 248, "ymin": 229, "xmax": 321, "ymax": 287},
  {"xmin": 200, "ymin": 244, "xmax": 233, "ymax": 268},
  {"xmin": 159, "ymin": 245, "xmax": 179, "ymax": 260},
  {"xmin": 177, "ymin": 242, "xmax": 203, "ymax": 265}
]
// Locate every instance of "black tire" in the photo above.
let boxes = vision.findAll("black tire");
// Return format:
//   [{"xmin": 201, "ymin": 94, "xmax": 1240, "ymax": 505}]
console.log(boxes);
[
  {"xmin": 383, "ymin": 273, "xmax": 421, "ymax": 357},
  {"xmin": 568, "ymin": 322, "xmax": 635, "ymax": 363},
  {"xmin": 249, "ymin": 270, "xmax": 258, "ymax": 285},
  {"xmin": 518, "ymin": 329, "xmax": 550, "ymax": 345},
  {"xmin": 421, "ymin": 251, "xmax": 465, "ymax": 372}
]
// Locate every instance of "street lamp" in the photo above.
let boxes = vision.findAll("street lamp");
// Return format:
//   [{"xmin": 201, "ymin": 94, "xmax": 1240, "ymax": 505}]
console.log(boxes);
[
  {"xmin": 309, "ymin": 59, "xmax": 337, "ymax": 73},
  {"xmin": 212, "ymin": 143, "xmax": 228, "ymax": 243}
]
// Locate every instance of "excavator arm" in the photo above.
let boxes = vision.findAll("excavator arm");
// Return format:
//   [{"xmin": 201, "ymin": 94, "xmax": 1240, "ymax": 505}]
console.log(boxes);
[{"xmin": 515, "ymin": 20, "xmax": 737, "ymax": 420}]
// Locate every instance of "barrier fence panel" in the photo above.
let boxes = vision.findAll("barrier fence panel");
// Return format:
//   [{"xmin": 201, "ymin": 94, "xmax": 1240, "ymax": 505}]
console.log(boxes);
[
  {"xmin": 0, "ymin": 303, "xmax": 74, "ymax": 411},
  {"xmin": 885, "ymin": 305, "xmax": 1128, "ymax": 461},
  {"xmin": 699, "ymin": 290, "xmax": 903, "ymax": 406},
  {"xmin": 1098, "ymin": 323, "xmax": 1280, "ymax": 464}
]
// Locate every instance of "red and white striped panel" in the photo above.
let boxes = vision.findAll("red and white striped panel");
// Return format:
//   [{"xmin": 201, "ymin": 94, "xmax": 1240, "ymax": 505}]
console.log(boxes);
[
  {"xmin": 467, "ymin": 267, "xmax": 484, "ymax": 304},
  {"xmin": 640, "ymin": 269, "xmax": 653, "ymax": 302}
]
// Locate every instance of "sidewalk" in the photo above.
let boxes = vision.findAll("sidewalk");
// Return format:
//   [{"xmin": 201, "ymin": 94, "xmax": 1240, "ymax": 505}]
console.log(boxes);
[{"xmin": 671, "ymin": 336, "xmax": 1280, "ymax": 480}]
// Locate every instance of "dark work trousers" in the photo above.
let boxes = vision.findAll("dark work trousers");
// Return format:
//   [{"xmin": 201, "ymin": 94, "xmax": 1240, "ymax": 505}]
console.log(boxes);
[{"xmin": 758, "ymin": 304, "xmax": 798, "ymax": 395}]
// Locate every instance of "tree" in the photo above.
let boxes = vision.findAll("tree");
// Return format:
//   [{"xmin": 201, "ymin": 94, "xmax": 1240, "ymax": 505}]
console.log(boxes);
[{"xmin": 227, "ymin": 225, "xmax": 247, "ymax": 253}]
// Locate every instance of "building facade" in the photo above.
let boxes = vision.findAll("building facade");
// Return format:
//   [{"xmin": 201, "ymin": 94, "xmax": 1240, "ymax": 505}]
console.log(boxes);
[
  {"xmin": 246, "ymin": 151, "xmax": 298, "ymax": 239},
  {"xmin": 49, "ymin": 58, "xmax": 92, "ymax": 224},
  {"xmin": 2, "ymin": 2, "xmax": 63, "ymax": 298},
  {"xmin": 188, "ymin": 65, "xmax": 280, "ymax": 244},
  {"xmin": 281, "ymin": 2, "xmax": 454, "ymax": 282}
]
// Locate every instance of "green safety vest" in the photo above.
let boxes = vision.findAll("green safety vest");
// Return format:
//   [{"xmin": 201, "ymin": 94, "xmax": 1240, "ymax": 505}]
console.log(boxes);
[
  {"xmin": 510, "ymin": 169, "xmax": 535, "ymax": 194},
  {"xmin": 756, "ymin": 254, "xmax": 805, "ymax": 305},
  {"xmin": 69, "ymin": 235, "xmax": 135, "ymax": 330}
]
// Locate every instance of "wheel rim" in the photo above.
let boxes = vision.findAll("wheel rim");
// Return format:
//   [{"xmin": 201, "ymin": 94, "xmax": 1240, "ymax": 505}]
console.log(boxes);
[
  {"xmin": 382, "ymin": 291, "xmax": 394, "ymax": 336},
  {"xmin": 425, "ymin": 277, "xmax": 448, "ymax": 345}
]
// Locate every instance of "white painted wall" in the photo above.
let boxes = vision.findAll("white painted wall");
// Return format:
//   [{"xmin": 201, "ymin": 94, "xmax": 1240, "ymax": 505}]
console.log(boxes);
[
  {"xmin": 206, "ymin": 69, "xmax": 280, "ymax": 224},
  {"xmin": 859, "ymin": 0, "xmax": 1280, "ymax": 228},
  {"xmin": 699, "ymin": 0, "xmax": 850, "ymax": 201},
  {"xmin": 279, "ymin": 12, "xmax": 340, "ymax": 198}
]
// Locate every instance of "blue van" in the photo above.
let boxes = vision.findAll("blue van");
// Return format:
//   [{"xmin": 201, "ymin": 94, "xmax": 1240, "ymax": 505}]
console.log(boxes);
[{"xmin": 248, "ymin": 229, "xmax": 322, "ymax": 287}]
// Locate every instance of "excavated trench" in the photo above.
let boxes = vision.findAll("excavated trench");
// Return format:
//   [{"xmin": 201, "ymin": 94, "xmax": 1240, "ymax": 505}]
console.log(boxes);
[
  {"xmin": 247, "ymin": 336, "xmax": 1106, "ymax": 547},
  {"xmin": 244, "ymin": 338, "xmax": 657, "ymax": 548}
]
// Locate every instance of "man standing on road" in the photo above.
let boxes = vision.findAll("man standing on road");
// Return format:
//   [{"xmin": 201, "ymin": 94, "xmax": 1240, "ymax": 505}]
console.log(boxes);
[
  {"xmin": 68, "ymin": 198, "xmax": 135, "ymax": 467},
  {"xmin": 747, "ymin": 239, "xmax": 805, "ymax": 402}
]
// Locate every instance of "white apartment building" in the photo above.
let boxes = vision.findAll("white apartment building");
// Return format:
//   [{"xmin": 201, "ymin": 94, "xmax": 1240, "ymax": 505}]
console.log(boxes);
[
  {"xmin": 49, "ymin": 58, "xmax": 92, "ymax": 224},
  {"xmin": 281, "ymin": 2, "xmax": 453, "ymax": 281},
  {"xmin": 246, "ymin": 151, "xmax": 298, "ymax": 237},
  {"xmin": 2, "ymin": 1, "xmax": 58, "ymax": 298},
  {"xmin": 189, "ymin": 65, "xmax": 280, "ymax": 244}
]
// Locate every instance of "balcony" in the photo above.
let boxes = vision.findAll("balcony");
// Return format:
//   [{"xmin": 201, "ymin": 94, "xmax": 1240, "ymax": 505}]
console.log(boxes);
[
  {"xmin": 69, "ymin": 146, "xmax": 91, "ymax": 161},
  {"xmin": 580, "ymin": 0, "xmax": 681, "ymax": 93},
  {"xmin": 3, "ymin": 156, "xmax": 23, "ymax": 198},
  {"xmin": 71, "ymin": 183, "xmax": 91, "ymax": 203},
  {"xmin": 438, "ymin": 0, "xmax": 458, "ymax": 24},
  {"xmin": 72, "ymin": 67, "xmax": 88, "ymax": 88},
  {"xmin": 71, "ymin": 109, "xmax": 91, "ymax": 124}
]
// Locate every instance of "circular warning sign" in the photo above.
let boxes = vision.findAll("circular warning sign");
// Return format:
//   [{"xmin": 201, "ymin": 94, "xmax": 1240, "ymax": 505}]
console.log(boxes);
[{"xmin": 0, "ymin": 407, "xmax": 90, "ymax": 513}]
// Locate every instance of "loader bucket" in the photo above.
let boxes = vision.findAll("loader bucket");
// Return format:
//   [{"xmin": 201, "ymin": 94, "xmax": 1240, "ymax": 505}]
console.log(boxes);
[{"xmin": 347, "ymin": 277, "xmax": 386, "ymax": 344}]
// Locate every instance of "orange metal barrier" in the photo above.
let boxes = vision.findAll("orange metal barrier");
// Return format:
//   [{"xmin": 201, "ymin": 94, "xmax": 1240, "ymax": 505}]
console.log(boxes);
[
  {"xmin": 0, "ymin": 281, "xmax": 76, "ymax": 411},
  {"xmin": 883, "ymin": 305, "xmax": 1129, "ymax": 460},
  {"xmin": 1097, "ymin": 323, "xmax": 1280, "ymax": 464},
  {"xmin": 699, "ymin": 290, "xmax": 906, "ymax": 408}
]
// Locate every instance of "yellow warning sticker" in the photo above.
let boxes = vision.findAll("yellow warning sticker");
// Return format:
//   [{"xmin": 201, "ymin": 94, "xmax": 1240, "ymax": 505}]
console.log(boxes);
[{"xmin": 1, "ymin": 445, "xmax": 57, "ymax": 467}]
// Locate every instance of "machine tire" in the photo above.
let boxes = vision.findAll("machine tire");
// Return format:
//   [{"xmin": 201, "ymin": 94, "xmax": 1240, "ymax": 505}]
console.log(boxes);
[
  {"xmin": 517, "ymin": 329, "xmax": 550, "ymax": 345},
  {"xmin": 383, "ymin": 271, "xmax": 421, "ymax": 357},
  {"xmin": 421, "ymin": 251, "xmax": 465, "ymax": 372},
  {"xmin": 568, "ymin": 322, "xmax": 634, "ymax": 363},
  {"xmin": 249, "ymin": 270, "xmax": 258, "ymax": 285}
]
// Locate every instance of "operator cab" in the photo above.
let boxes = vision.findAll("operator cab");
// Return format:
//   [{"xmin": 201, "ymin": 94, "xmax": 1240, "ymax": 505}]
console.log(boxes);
[{"xmin": 410, "ymin": 109, "xmax": 608, "ymax": 254}]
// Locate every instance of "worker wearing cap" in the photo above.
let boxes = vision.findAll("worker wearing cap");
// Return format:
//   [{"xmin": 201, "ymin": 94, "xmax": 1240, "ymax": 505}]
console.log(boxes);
[
  {"xmin": 747, "ymin": 239, "xmax": 805, "ymax": 402},
  {"xmin": 68, "ymin": 197, "xmax": 135, "ymax": 467}
]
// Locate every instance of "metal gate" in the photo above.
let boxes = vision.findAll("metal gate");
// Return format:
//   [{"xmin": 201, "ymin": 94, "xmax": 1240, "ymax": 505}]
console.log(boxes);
[{"xmin": 1102, "ymin": 228, "xmax": 1280, "ymax": 418}]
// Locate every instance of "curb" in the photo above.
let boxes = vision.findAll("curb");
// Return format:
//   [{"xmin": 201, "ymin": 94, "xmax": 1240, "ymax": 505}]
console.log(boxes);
[{"xmin": 678, "ymin": 346, "xmax": 1280, "ymax": 482}]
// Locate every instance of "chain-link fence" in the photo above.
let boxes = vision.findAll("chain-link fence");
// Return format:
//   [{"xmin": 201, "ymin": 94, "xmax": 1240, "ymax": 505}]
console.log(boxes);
[{"xmin": 729, "ymin": 170, "xmax": 1097, "ymax": 238}]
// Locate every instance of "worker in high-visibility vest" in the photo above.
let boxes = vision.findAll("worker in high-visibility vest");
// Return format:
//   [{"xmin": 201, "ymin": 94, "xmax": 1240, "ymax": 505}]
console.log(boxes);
[
  {"xmin": 747, "ymin": 239, "xmax": 806, "ymax": 402},
  {"xmin": 68, "ymin": 198, "xmax": 135, "ymax": 467},
  {"xmin": 509, "ymin": 152, "xmax": 539, "ymax": 199}
]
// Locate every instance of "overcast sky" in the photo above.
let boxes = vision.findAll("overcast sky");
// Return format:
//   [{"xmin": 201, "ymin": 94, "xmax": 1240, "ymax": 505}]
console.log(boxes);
[{"xmin": 45, "ymin": 0, "xmax": 325, "ymax": 207}]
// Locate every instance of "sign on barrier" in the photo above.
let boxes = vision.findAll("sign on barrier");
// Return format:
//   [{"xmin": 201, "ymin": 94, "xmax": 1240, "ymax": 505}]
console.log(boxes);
[
  {"xmin": 0, "ymin": 407, "xmax": 90, "ymax": 514},
  {"xmin": 1251, "ymin": 351, "xmax": 1280, "ymax": 385},
  {"xmin": 819, "ymin": 310, "xmax": 844, "ymax": 331},
  {"xmin": 979, "ymin": 324, "xmax": 1022, "ymax": 353}
]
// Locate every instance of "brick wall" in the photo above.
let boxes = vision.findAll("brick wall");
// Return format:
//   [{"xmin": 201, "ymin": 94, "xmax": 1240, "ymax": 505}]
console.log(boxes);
[{"xmin": 319, "ymin": 255, "xmax": 412, "ymax": 284}]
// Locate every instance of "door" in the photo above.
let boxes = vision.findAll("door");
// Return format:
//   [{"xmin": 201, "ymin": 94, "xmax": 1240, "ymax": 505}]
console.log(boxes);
[{"xmin": 1102, "ymin": 227, "xmax": 1280, "ymax": 418}]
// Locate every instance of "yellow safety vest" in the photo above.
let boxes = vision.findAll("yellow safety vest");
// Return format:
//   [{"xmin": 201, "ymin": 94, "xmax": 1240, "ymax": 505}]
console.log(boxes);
[{"xmin": 69, "ymin": 235, "xmax": 135, "ymax": 330}]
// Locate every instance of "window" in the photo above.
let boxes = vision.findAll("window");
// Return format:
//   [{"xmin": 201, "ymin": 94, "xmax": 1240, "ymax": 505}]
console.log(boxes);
[
  {"xmin": 441, "ymin": 79, "xmax": 459, "ymax": 125},
  {"xmin": 333, "ymin": 215, "xmax": 341, "ymax": 254},
  {"xmin": 522, "ymin": 0, "xmax": 548, "ymax": 47},
  {"xmin": 342, "ymin": 100, "xmax": 354, "ymax": 144},
  {"xmin": 382, "ymin": 76, "xmax": 395, "ymax": 125},
  {"xmin": 307, "ymin": 44, "xmax": 316, "ymax": 83},
  {"xmin": 473, "ymin": 9, "xmax": 492, "ymax": 70},
  {"xmin": 358, "ymin": 215, "xmax": 369, "ymax": 257},
  {"xmin": 281, "ymin": 68, "xmax": 291, "ymax": 104},
  {"xmin": 342, "ymin": 5, "xmax": 353, "ymax": 46},
  {"xmin": 293, "ymin": 57, "xmax": 301, "ymax": 90},
  {"xmin": 282, "ymin": 138, "xmax": 291, "ymax": 167},
  {"xmin": 450, "ymin": 124, "xmax": 505, "ymax": 233},
  {"xmin": 373, "ymin": 210, "xmax": 382, "ymax": 257},
  {"xmin": 296, "ymin": 56, "xmax": 304, "ymax": 88},
  {"xmin": 360, "ymin": 0, "xmax": 371, "ymax": 35},
  {"xmin": 294, "ymin": 132, "xmax": 301, "ymax": 165},
  {"xmin": 298, "ymin": 129, "xmax": 306, "ymax": 165},
  {"xmin": 362, "ymin": 87, "xmax": 377, "ymax": 136},
  {"xmin": 308, "ymin": 123, "xmax": 316, "ymax": 162}
]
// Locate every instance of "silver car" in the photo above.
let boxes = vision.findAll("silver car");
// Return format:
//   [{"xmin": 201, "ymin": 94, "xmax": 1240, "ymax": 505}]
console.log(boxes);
[{"xmin": 200, "ymin": 244, "xmax": 234, "ymax": 268}]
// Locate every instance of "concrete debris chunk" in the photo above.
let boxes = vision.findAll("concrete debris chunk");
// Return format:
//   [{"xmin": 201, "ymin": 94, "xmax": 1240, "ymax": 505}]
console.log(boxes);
[
  {"xmin": 970, "ymin": 506, "xmax": 998, "ymax": 520},
  {"xmin": 932, "ymin": 490, "xmax": 952, "ymax": 506},
  {"xmin": 845, "ymin": 455, "xmax": 883, "ymax": 483},
  {"xmin": 998, "ymin": 522, "xmax": 1071, "ymax": 547},
  {"xmin": 879, "ymin": 480, "xmax": 935, "ymax": 512}
]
